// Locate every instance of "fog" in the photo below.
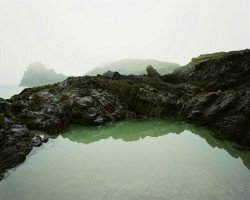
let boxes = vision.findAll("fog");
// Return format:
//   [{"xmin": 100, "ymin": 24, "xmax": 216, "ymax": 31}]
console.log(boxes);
[{"xmin": 0, "ymin": 0, "xmax": 250, "ymax": 85}]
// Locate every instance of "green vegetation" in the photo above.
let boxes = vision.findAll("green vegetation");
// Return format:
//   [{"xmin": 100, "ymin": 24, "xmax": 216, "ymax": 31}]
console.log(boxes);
[
  {"xmin": 173, "ymin": 51, "xmax": 227, "ymax": 76},
  {"xmin": 86, "ymin": 59, "xmax": 180, "ymax": 76},
  {"xmin": 19, "ymin": 62, "xmax": 67, "ymax": 87},
  {"xmin": 192, "ymin": 52, "xmax": 226, "ymax": 62}
]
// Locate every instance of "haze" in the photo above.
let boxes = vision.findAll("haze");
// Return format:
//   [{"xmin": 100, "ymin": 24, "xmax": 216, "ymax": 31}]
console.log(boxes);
[{"xmin": 0, "ymin": 0, "xmax": 250, "ymax": 85}]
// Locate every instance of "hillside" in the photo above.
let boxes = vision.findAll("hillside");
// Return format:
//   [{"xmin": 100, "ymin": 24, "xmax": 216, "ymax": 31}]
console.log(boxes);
[
  {"xmin": 173, "ymin": 52, "xmax": 226, "ymax": 77},
  {"xmin": 19, "ymin": 62, "xmax": 67, "ymax": 87},
  {"xmin": 86, "ymin": 59, "xmax": 180, "ymax": 75}
]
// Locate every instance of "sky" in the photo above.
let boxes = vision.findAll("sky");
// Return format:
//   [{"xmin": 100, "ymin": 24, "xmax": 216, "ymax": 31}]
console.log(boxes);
[{"xmin": 0, "ymin": 0, "xmax": 250, "ymax": 85}]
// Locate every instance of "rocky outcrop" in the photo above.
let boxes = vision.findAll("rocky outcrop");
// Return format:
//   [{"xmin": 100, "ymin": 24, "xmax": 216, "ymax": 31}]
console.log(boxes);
[
  {"xmin": 171, "ymin": 49, "xmax": 250, "ymax": 146},
  {"xmin": 0, "ymin": 49, "xmax": 249, "ymax": 178},
  {"xmin": 146, "ymin": 65, "xmax": 160, "ymax": 78},
  {"xmin": 173, "ymin": 52, "xmax": 226, "ymax": 77},
  {"xmin": 103, "ymin": 71, "xmax": 122, "ymax": 79},
  {"xmin": 19, "ymin": 62, "xmax": 67, "ymax": 87},
  {"xmin": 0, "ymin": 120, "xmax": 33, "ymax": 180}
]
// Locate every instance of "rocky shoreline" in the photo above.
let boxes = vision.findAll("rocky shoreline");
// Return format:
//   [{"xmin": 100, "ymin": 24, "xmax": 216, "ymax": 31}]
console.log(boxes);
[{"xmin": 0, "ymin": 49, "xmax": 250, "ymax": 179}]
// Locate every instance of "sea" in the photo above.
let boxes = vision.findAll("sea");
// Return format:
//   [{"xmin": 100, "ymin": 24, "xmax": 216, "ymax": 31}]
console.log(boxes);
[{"xmin": 0, "ymin": 85, "xmax": 27, "ymax": 99}]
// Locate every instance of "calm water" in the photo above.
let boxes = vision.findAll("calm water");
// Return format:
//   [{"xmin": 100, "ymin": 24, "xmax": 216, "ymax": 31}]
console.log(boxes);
[
  {"xmin": 0, "ymin": 85, "xmax": 26, "ymax": 99},
  {"xmin": 0, "ymin": 119, "xmax": 250, "ymax": 200}
]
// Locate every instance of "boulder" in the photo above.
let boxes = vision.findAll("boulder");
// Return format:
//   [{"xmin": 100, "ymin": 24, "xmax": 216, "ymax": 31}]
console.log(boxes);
[
  {"xmin": 146, "ymin": 65, "xmax": 160, "ymax": 78},
  {"xmin": 31, "ymin": 135, "xmax": 42, "ymax": 147}
]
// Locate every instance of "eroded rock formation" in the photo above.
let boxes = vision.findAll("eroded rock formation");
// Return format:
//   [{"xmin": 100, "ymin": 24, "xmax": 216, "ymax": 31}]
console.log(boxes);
[{"xmin": 0, "ymin": 49, "xmax": 249, "ymax": 178}]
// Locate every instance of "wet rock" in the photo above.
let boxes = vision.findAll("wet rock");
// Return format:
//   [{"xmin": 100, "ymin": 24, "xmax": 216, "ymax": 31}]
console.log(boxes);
[
  {"xmin": 0, "ymin": 124, "xmax": 33, "ymax": 179},
  {"xmin": 0, "ymin": 152, "xmax": 26, "ymax": 171},
  {"xmin": 41, "ymin": 137, "xmax": 49, "ymax": 143},
  {"xmin": 204, "ymin": 92, "xmax": 237, "ymax": 118},
  {"xmin": 31, "ymin": 135, "xmax": 42, "ymax": 147}
]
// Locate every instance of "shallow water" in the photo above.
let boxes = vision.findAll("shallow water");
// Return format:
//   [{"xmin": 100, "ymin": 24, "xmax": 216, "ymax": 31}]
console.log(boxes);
[{"xmin": 0, "ymin": 119, "xmax": 250, "ymax": 200}]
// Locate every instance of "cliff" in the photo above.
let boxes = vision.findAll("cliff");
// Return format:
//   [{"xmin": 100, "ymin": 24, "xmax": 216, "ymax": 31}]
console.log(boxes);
[{"xmin": 19, "ymin": 62, "xmax": 67, "ymax": 87}]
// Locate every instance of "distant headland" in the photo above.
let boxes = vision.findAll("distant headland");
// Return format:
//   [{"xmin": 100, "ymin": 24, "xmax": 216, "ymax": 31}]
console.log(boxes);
[{"xmin": 19, "ymin": 62, "xmax": 68, "ymax": 87}]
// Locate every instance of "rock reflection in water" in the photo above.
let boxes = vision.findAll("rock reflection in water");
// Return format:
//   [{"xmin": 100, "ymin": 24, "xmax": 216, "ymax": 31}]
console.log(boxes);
[
  {"xmin": 1, "ymin": 118, "xmax": 250, "ymax": 200},
  {"xmin": 62, "ymin": 119, "xmax": 250, "ymax": 170}
]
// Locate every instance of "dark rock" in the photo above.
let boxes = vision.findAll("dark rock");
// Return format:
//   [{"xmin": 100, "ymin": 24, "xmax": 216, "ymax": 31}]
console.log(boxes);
[
  {"xmin": 112, "ymin": 72, "xmax": 122, "ymax": 79},
  {"xmin": 0, "ymin": 124, "xmax": 33, "ymax": 178},
  {"xmin": 103, "ymin": 70, "xmax": 114, "ymax": 78},
  {"xmin": 41, "ymin": 137, "xmax": 49, "ymax": 143},
  {"xmin": 103, "ymin": 71, "xmax": 121, "ymax": 79},
  {"xmin": 0, "ymin": 114, "xmax": 5, "ymax": 129},
  {"xmin": 1, "ymin": 125, "xmax": 33, "ymax": 152},
  {"xmin": 0, "ymin": 151, "xmax": 26, "ymax": 171},
  {"xmin": 31, "ymin": 135, "xmax": 42, "ymax": 147},
  {"xmin": 146, "ymin": 65, "xmax": 160, "ymax": 78}
]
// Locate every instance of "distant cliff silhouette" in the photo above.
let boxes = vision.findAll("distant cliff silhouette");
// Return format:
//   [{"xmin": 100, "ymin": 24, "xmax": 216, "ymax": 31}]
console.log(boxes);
[{"xmin": 19, "ymin": 62, "xmax": 67, "ymax": 87}]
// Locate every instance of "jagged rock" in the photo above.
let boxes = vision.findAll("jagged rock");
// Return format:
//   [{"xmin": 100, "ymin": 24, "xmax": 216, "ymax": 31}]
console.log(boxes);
[
  {"xmin": 0, "ymin": 114, "xmax": 5, "ymax": 129},
  {"xmin": 41, "ymin": 137, "xmax": 49, "ymax": 143},
  {"xmin": 146, "ymin": 65, "xmax": 160, "ymax": 78},
  {"xmin": 173, "ymin": 52, "xmax": 226, "ymax": 77},
  {"xmin": 0, "ymin": 124, "xmax": 33, "ymax": 179},
  {"xmin": 0, "ymin": 49, "xmax": 249, "ymax": 177},
  {"xmin": 31, "ymin": 135, "xmax": 43, "ymax": 147}
]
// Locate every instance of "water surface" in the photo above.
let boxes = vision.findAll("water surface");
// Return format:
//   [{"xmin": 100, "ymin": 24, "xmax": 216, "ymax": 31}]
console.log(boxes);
[
  {"xmin": 0, "ymin": 119, "xmax": 250, "ymax": 200},
  {"xmin": 0, "ymin": 85, "xmax": 26, "ymax": 99}
]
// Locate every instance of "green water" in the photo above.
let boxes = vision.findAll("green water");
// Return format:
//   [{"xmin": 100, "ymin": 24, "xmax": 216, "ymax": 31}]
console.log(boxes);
[{"xmin": 0, "ymin": 119, "xmax": 250, "ymax": 200}]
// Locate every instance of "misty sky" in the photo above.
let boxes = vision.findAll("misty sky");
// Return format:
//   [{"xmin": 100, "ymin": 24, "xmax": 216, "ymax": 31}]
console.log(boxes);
[{"xmin": 0, "ymin": 0, "xmax": 250, "ymax": 85}]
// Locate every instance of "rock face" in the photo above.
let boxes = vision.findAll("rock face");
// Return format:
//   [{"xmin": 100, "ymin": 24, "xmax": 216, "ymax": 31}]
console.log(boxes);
[
  {"xmin": 146, "ymin": 65, "xmax": 160, "ymax": 78},
  {"xmin": 171, "ymin": 50, "xmax": 250, "ymax": 146},
  {"xmin": 19, "ymin": 62, "xmax": 67, "ymax": 87},
  {"xmin": 0, "ymin": 119, "xmax": 33, "ymax": 180},
  {"xmin": 173, "ymin": 52, "xmax": 226, "ymax": 77},
  {"xmin": 0, "ymin": 49, "xmax": 250, "ymax": 178}
]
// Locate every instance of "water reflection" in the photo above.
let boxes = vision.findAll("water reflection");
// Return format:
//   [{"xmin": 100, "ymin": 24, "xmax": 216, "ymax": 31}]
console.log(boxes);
[
  {"xmin": 1, "ymin": 119, "xmax": 250, "ymax": 200},
  {"xmin": 61, "ymin": 119, "xmax": 250, "ymax": 170}
]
